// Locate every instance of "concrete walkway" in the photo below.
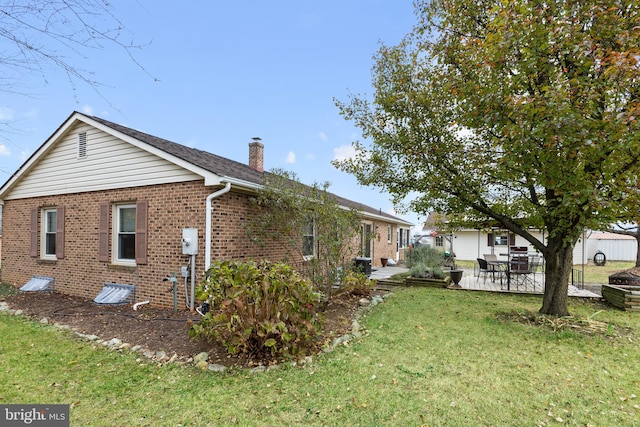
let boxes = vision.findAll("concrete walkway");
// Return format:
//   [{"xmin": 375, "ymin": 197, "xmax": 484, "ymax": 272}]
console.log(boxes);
[{"xmin": 370, "ymin": 266, "xmax": 601, "ymax": 298}]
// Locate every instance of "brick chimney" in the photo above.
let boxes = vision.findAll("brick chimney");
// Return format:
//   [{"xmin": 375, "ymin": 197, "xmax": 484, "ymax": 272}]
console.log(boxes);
[{"xmin": 249, "ymin": 137, "xmax": 264, "ymax": 172}]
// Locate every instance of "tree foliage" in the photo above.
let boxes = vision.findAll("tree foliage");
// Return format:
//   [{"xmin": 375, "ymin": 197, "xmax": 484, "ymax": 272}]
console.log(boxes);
[
  {"xmin": 334, "ymin": 0, "xmax": 640, "ymax": 315},
  {"xmin": 248, "ymin": 169, "xmax": 363, "ymax": 302}
]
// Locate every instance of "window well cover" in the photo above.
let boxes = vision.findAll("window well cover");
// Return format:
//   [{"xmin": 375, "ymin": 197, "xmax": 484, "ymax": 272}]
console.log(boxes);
[
  {"xmin": 94, "ymin": 283, "xmax": 135, "ymax": 305},
  {"xmin": 20, "ymin": 276, "xmax": 55, "ymax": 292}
]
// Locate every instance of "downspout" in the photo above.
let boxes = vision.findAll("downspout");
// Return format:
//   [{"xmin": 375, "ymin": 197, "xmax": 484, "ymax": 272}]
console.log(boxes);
[{"xmin": 205, "ymin": 181, "xmax": 231, "ymax": 271}]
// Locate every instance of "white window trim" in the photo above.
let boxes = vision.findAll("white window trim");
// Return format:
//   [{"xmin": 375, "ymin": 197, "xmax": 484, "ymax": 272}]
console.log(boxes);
[
  {"xmin": 302, "ymin": 217, "xmax": 316, "ymax": 261},
  {"xmin": 398, "ymin": 228, "xmax": 406, "ymax": 249},
  {"xmin": 360, "ymin": 221, "xmax": 373, "ymax": 257},
  {"xmin": 40, "ymin": 208, "xmax": 57, "ymax": 260},
  {"xmin": 113, "ymin": 204, "xmax": 137, "ymax": 266}
]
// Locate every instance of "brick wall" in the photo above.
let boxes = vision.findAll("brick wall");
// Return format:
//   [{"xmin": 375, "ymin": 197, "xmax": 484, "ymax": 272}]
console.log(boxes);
[
  {"xmin": 367, "ymin": 222, "xmax": 406, "ymax": 267},
  {"xmin": 1, "ymin": 179, "xmax": 406, "ymax": 308},
  {"xmin": 0, "ymin": 180, "xmax": 288, "ymax": 308}
]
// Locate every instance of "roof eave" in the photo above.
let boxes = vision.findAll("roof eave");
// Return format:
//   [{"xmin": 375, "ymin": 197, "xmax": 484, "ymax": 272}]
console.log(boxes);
[{"xmin": 359, "ymin": 210, "xmax": 413, "ymax": 227}]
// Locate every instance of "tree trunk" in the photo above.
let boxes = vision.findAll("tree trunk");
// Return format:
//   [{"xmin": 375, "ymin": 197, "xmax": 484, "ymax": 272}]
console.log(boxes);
[
  {"xmin": 540, "ymin": 240, "xmax": 574, "ymax": 316},
  {"xmin": 635, "ymin": 234, "xmax": 640, "ymax": 267}
]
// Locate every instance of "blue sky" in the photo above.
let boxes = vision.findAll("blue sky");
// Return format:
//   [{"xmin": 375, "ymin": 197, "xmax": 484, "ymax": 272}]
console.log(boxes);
[{"xmin": 0, "ymin": 1, "xmax": 424, "ymax": 231}]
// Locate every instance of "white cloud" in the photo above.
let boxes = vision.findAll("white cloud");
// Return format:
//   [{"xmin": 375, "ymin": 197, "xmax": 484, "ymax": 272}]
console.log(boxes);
[
  {"xmin": 0, "ymin": 144, "xmax": 10, "ymax": 156},
  {"xmin": 20, "ymin": 150, "xmax": 31, "ymax": 161},
  {"xmin": 286, "ymin": 151, "xmax": 296, "ymax": 164},
  {"xmin": 316, "ymin": 132, "xmax": 328, "ymax": 141},
  {"xmin": 82, "ymin": 105, "xmax": 94, "ymax": 115},
  {"xmin": 333, "ymin": 144, "xmax": 357, "ymax": 162},
  {"xmin": 0, "ymin": 107, "xmax": 14, "ymax": 121}
]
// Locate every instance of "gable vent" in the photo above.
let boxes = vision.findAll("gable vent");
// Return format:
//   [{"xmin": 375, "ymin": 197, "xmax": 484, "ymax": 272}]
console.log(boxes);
[{"xmin": 77, "ymin": 132, "xmax": 87, "ymax": 158}]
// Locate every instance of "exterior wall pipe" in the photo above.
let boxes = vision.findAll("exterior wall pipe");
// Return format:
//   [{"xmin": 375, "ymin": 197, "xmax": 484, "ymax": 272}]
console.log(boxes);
[
  {"xmin": 133, "ymin": 300, "xmax": 150, "ymax": 310},
  {"xmin": 190, "ymin": 254, "xmax": 196, "ymax": 311},
  {"xmin": 205, "ymin": 181, "xmax": 231, "ymax": 271}
]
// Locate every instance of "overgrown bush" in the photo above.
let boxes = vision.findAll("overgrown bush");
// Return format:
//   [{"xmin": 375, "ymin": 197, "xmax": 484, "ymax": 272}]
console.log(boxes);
[
  {"xmin": 189, "ymin": 260, "xmax": 322, "ymax": 360},
  {"xmin": 406, "ymin": 245, "xmax": 446, "ymax": 269},
  {"xmin": 248, "ymin": 169, "xmax": 362, "ymax": 302},
  {"xmin": 409, "ymin": 263, "xmax": 445, "ymax": 279},
  {"xmin": 339, "ymin": 269, "xmax": 375, "ymax": 296}
]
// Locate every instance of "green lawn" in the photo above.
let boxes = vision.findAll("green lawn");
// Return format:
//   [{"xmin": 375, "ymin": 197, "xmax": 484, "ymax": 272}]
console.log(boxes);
[
  {"xmin": 1, "ymin": 287, "xmax": 638, "ymax": 426},
  {"xmin": 574, "ymin": 261, "xmax": 635, "ymax": 284}
]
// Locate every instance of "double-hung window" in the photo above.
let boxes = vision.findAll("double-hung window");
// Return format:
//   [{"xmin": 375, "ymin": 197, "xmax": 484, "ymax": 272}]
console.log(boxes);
[
  {"xmin": 116, "ymin": 204, "xmax": 136, "ymax": 263},
  {"xmin": 100, "ymin": 201, "xmax": 147, "ymax": 266},
  {"xmin": 302, "ymin": 217, "xmax": 316, "ymax": 259},
  {"xmin": 488, "ymin": 233, "xmax": 514, "ymax": 247},
  {"xmin": 31, "ymin": 206, "xmax": 64, "ymax": 260},
  {"xmin": 42, "ymin": 208, "xmax": 57, "ymax": 259}
]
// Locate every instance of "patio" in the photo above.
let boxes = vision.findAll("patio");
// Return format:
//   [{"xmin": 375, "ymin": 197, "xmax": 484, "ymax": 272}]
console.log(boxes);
[{"xmin": 370, "ymin": 266, "xmax": 601, "ymax": 298}]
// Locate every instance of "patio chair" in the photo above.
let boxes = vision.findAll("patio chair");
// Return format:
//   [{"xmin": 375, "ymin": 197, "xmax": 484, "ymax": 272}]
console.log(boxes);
[
  {"xmin": 528, "ymin": 255, "xmax": 544, "ymax": 291},
  {"xmin": 483, "ymin": 253, "xmax": 498, "ymax": 262},
  {"xmin": 477, "ymin": 258, "xmax": 504, "ymax": 286},
  {"xmin": 483, "ymin": 254, "xmax": 505, "ymax": 286},
  {"xmin": 507, "ymin": 255, "xmax": 533, "ymax": 290},
  {"xmin": 477, "ymin": 258, "xmax": 492, "ymax": 283}
]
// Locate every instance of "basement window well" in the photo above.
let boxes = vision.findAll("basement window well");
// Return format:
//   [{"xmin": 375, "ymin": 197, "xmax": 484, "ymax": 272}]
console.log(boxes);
[
  {"xmin": 93, "ymin": 283, "xmax": 135, "ymax": 305},
  {"xmin": 20, "ymin": 276, "xmax": 55, "ymax": 292}
]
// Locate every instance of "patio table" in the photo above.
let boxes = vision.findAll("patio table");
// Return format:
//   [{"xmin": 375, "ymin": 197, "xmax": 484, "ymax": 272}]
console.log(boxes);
[{"xmin": 491, "ymin": 259, "xmax": 529, "ymax": 290}]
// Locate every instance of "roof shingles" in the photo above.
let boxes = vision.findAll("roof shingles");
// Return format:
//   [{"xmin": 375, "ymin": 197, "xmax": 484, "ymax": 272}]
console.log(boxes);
[{"xmin": 86, "ymin": 113, "xmax": 411, "ymax": 225}]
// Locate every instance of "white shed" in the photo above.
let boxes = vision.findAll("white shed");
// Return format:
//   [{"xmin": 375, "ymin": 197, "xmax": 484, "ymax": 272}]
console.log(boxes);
[{"xmin": 585, "ymin": 232, "xmax": 637, "ymax": 262}]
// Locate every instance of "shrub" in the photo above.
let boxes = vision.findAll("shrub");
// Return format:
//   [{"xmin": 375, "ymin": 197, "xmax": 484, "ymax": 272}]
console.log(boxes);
[
  {"xmin": 406, "ymin": 245, "xmax": 446, "ymax": 269},
  {"xmin": 409, "ymin": 263, "xmax": 445, "ymax": 279},
  {"xmin": 190, "ymin": 260, "xmax": 322, "ymax": 360},
  {"xmin": 339, "ymin": 269, "xmax": 375, "ymax": 296}
]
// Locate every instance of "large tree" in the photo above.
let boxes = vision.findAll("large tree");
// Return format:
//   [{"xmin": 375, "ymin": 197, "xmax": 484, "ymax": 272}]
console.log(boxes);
[
  {"xmin": 334, "ymin": 0, "xmax": 640, "ymax": 315},
  {"xmin": 0, "ymin": 0, "xmax": 152, "ymax": 100}
]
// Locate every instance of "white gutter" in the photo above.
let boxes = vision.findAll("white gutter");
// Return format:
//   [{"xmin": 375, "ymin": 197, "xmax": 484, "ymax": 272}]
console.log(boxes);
[{"xmin": 205, "ymin": 181, "xmax": 231, "ymax": 270}]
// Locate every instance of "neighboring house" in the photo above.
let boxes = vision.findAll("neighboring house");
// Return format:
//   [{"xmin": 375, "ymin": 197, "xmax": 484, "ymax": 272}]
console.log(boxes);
[
  {"xmin": 0, "ymin": 112, "xmax": 412, "ymax": 308},
  {"xmin": 416, "ymin": 213, "xmax": 617, "ymax": 265},
  {"xmin": 418, "ymin": 220, "xmax": 544, "ymax": 261}
]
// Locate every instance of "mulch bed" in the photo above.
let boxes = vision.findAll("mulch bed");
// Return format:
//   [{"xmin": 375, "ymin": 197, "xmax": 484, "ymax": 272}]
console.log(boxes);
[{"xmin": 2, "ymin": 289, "xmax": 373, "ymax": 369}]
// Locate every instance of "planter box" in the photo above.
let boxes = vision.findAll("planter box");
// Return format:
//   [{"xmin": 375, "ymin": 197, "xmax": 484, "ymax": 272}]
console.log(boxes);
[
  {"xmin": 602, "ymin": 284, "xmax": 640, "ymax": 312},
  {"xmin": 374, "ymin": 279, "xmax": 406, "ymax": 291},
  {"xmin": 405, "ymin": 276, "xmax": 451, "ymax": 288},
  {"xmin": 375, "ymin": 279, "xmax": 405, "ymax": 287}
]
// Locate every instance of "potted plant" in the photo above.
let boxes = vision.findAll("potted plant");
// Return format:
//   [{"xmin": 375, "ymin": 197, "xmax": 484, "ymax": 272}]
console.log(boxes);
[{"xmin": 448, "ymin": 269, "xmax": 464, "ymax": 288}]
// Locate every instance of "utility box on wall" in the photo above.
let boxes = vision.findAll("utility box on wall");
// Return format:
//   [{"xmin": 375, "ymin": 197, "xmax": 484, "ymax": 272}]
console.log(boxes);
[{"xmin": 182, "ymin": 228, "xmax": 198, "ymax": 255}]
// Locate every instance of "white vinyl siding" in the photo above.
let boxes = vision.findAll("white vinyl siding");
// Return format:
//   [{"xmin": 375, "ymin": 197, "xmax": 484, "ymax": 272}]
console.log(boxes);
[{"xmin": 6, "ymin": 123, "xmax": 202, "ymax": 199}]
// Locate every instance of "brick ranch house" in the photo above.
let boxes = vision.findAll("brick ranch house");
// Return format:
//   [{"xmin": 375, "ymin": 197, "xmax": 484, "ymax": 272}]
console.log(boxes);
[{"xmin": 0, "ymin": 112, "xmax": 412, "ymax": 308}]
